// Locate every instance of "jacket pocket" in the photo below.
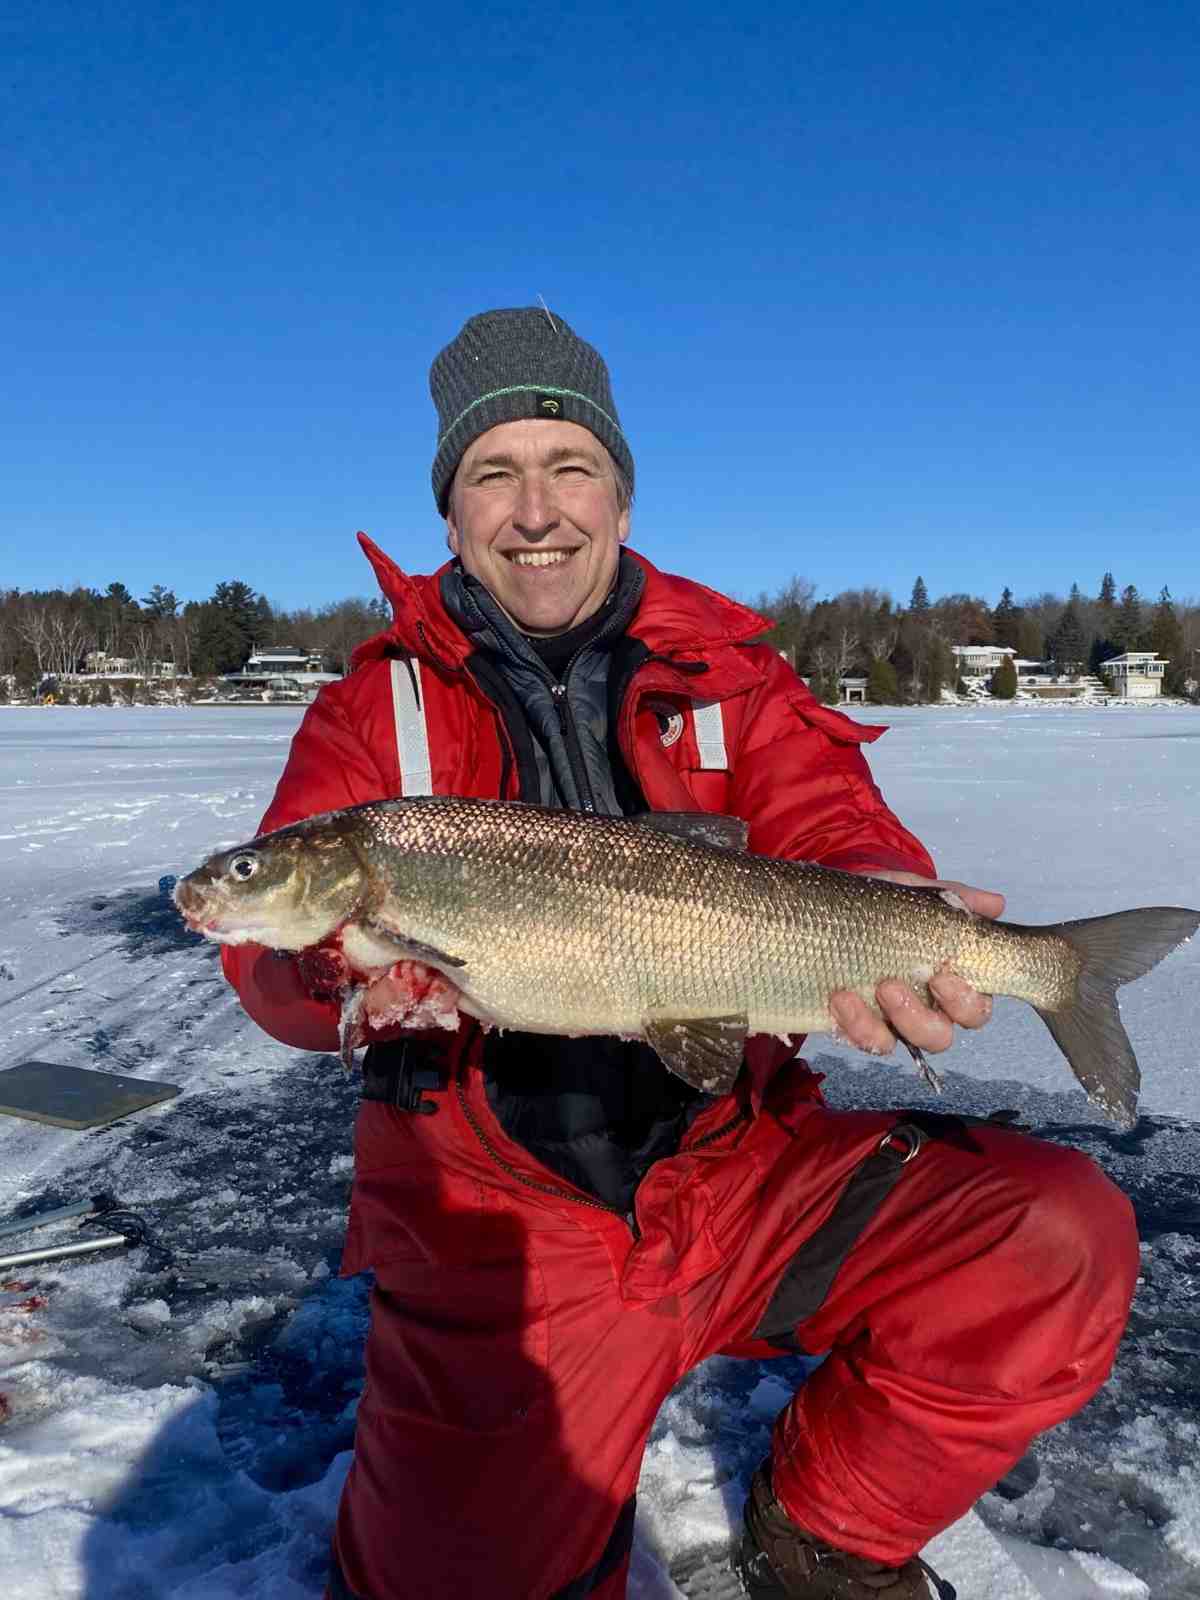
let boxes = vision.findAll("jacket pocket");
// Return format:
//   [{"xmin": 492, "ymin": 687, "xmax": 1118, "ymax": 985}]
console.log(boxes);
[
  {"xmin": 622, "ymin": 1142, "xmax": 769, "ymax": 1301},
  {"xmin": 787, "ymin": 695, "xmax": 890, "ymax": 817}
]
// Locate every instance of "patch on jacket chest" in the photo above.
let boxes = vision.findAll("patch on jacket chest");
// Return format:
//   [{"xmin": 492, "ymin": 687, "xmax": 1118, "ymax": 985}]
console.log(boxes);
[{"xmin": 648, "ymin": 698, "xmax": 686, "ymax": 749}]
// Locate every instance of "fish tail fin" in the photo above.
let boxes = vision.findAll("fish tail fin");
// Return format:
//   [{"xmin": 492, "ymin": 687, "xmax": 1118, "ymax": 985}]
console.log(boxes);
[{"xmin": 1035, "ymin": 907, "xmax": 1200, "ymax": 1127}]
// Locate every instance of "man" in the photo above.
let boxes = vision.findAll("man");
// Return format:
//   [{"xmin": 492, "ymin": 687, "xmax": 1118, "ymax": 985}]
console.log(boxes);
[{"xmin": 223, "ymin": 309, "xmax": 1138, "ymax": 1600}]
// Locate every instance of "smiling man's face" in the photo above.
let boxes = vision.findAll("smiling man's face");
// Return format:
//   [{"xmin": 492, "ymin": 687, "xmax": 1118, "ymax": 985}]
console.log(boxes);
[{"xmin": 445, "ymin": 419, "xmax": 630, "ymax": 636}]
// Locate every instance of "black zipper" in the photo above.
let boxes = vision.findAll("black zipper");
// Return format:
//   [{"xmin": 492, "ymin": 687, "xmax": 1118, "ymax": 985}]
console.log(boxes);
[
  {"xmin": 455, "ymin": 1072, "xmax": 624, "ymax": 1219},
  {"xmin": 548, "ymin": 605, "xmax": 634, "ymax": 814},
  {"xmin": 550, "ymin": 680, "xmax": 596, "ymax": 812},
  {"xmin": 687, "ymin": 1104, "xmax": 752, "ymax": 1150}
]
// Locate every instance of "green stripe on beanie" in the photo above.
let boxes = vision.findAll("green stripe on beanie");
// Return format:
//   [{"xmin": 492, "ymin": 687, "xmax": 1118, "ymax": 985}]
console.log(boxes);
[{"xmin": 429, "ymin": 308, "xmax": 635, "ymax": 513}]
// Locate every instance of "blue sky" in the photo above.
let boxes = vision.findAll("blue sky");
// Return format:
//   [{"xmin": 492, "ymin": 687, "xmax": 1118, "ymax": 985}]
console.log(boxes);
[{"xmin": 3, "ymin": 0, "xmax": 1198, "ymax": 612}]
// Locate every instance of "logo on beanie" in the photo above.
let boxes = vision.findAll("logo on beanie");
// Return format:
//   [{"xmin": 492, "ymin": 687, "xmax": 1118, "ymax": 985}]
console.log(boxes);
[{"xmin": 536, "ymin": 393, "xmax": 562, "ymax": 416}]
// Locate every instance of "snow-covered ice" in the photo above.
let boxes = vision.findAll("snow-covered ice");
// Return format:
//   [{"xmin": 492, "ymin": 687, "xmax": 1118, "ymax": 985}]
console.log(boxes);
[{"xmin": 1, "ymin": 702, "xmax": 1198, "ymax": 1599}]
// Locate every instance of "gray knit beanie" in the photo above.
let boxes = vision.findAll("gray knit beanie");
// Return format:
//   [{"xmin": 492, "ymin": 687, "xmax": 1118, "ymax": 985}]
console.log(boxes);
[{"xmin": 429, "ymin": 307, "xmax": 635, "ymax": 513}]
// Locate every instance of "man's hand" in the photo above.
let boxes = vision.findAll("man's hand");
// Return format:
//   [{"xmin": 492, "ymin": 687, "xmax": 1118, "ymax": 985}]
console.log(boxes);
[{"xmin": 829, "ymin": 872, "xmax": 1005, "ymax": 1058}]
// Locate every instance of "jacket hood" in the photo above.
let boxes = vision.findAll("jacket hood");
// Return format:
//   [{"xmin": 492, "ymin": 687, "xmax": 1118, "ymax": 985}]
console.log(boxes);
[{"xmin": 351, "ymin": 532, "xmax": 773, "ymax": 672}]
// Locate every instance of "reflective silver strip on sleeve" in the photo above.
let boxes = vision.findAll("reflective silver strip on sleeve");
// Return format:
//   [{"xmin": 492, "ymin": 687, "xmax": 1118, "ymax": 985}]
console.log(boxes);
[
  {"xmin": 390, "ymin": 658, "xmax": 433, "ymax": 796},
  {"xmin": 692, "ymin": 698, "xmax": 727, "ymax": 770}
]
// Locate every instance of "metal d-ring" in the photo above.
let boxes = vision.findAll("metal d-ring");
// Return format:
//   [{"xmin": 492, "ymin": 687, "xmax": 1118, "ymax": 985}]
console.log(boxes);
[{"xmin": 878, "ymin": 1123, "xmax": 924, "ymax": 1163}]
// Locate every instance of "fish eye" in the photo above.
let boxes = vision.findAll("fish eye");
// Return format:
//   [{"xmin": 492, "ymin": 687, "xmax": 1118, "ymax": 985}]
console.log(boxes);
[{"xmin": 228, "ymin": 852, "xmax": 259, "ymax": 882}]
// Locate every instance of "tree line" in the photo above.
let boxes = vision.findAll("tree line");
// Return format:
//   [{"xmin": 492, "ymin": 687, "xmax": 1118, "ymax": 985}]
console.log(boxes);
[
  {"xmin": 0, "ymin": 579, "xmax": 389, "ymax": 692},
  {"xmin": 0, "ymin": 569, "xmax": 1196, "ymax": 705},
  {"xmin": 751, "ymin": 573, "xmax": 1199, "ymax": 703}
]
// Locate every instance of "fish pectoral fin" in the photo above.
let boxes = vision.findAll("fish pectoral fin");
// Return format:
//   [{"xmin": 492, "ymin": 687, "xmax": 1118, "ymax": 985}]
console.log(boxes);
[
  {"xmin": 402, "ymin": 938, "xmax": 467, "ymax": 970},
  {"xmin": 643, "ymin": 1012, "xmax": 748, "ymax": 1095},
  {"xmin": 632, "ymin": 812, "xmax": 750, "ymax": 852},
  {"xmin": 364, "ymin": 922, "xmax": 467, "ymax": 970}
]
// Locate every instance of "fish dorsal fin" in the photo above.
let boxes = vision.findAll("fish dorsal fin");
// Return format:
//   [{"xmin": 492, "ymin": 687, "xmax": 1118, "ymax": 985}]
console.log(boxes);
[
  {"xmin": 643, "ymin": 1012, "xmax": 748, "ymax": 1095},
  {"xmin": 633, "ymin": 811, "xmax": 749, "ymax": 852}
]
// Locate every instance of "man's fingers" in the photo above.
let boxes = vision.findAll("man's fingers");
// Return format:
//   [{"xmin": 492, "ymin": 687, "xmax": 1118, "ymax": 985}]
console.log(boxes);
[
  {"xmin": 831, "ymin": 972, "xmax": 995, "ymax": 1059},
  {"xmin": 830, "ymin": 991, "xmax": 897, "ymax": 1056},
  {"xmin": 952, "ymin": 884, "xmax": 1006, "ymax": 921},
  {"xmin": 929, "ymin": 971, "xmax": 993, "ymax": 1029},
  {"xmin": 875, "ymin": 979, "xmax": 955, "ymax": 1053}
]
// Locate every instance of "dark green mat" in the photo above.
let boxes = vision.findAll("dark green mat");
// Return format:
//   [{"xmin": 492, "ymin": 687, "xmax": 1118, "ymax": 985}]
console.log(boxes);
[{"xmin": 0, "ymin": 1061, "xmax": 181, "ymax": 1130}]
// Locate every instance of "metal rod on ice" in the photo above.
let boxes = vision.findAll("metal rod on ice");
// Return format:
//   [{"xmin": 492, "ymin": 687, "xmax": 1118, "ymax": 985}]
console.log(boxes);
[{"xmin": 0, "ymin": 1234, "xmax": 132, "ymax": 1273}]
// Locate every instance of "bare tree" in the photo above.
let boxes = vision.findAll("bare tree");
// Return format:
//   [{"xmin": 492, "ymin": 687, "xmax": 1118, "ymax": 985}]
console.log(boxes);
[
  {"xmin": 130, "ymin": 625, "xmax": 158, "ymax": 681},
  {"xmin": 18, "ymin": 602, "xmax": 51, "ymax": 676},
  {"xmin": 832, "ymin": 626, "xmax": 859, "ymax": 679},
  {"xmin": 46, "ymin": 604, "xmax": 87, "ymax": 677},
  {"xmin": 811, "ymin": 641, "xmax": 835, "ymax": 699},
  {"xmin": 173, "ymin": 610, "xmax": 201, "ymax": 678},
  {"xmin": 867, "ymin": 625, "xmax": 898, "ymax": 662}
]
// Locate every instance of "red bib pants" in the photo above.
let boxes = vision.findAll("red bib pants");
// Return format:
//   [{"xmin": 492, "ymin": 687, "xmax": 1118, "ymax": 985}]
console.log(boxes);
[{"xmin": 330, "ymin": 1055, "xmax": 1137, "ymax": 1599}]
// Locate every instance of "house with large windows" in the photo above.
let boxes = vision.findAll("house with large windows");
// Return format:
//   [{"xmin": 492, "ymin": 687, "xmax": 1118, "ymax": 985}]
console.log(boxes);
[
  {"xmin": 244, "ymin": 645, "xmax": 328, "ymax": 674},
  {"xmin": 1102, "ymin": 652, "xmax": 1167, "ymax": 699},
  {"xmin": 950, "ymin": 645, "xmax": 1017, "ymax": 679},
  {"xmin": 219, "ymin": 644, "xmax": 341, "ymax": 702}
]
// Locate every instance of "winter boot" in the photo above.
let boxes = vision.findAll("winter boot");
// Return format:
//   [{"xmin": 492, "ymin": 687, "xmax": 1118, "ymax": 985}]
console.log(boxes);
[{"xmin": 734, "ymin": 1464, "xmax": 956, "ymax": 1600}]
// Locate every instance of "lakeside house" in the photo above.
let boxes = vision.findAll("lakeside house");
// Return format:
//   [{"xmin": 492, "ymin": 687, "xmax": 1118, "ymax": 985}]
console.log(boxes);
[
  {"xmin": 84, "ymin": 650, "xmax": 177, "ymax": 679},
  {"xmin": 244, "ymin": 645, "xmax": 328, "ymax": 674},
  {"xmin": 1101, "ymin": 652, "xmax": 1167, "ymax": 699},
  {"xmin": 950, "ymin": 644, "xmax": 1017, "ymax": 679},
  {"xmin": 219, "ymin": 643, "xmax": 341, "ymax": 702}
]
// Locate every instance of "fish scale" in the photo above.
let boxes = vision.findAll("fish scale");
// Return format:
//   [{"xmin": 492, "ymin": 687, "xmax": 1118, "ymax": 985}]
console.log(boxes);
[{"xmin": 174, "ymin": 795, "xmax": 1200, "ymax": 1126}]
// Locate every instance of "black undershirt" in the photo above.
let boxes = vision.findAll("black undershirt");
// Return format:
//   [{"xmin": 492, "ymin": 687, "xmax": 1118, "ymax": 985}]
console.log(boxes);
[{"xmin": 523, "ymin": 596, "xmax": 622, "ymax": 680}]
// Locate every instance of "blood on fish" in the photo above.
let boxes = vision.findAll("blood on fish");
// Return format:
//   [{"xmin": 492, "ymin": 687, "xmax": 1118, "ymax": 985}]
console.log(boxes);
[{"xmin": 338, "ymin": 958, "xmax": 463, "ymax": 1066}]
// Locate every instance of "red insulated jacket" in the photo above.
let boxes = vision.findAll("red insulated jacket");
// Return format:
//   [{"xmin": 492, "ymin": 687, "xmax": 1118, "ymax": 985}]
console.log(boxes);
[{"xmin": 221, "ymin": 533, "xmax": 935, "ymax": 1095}]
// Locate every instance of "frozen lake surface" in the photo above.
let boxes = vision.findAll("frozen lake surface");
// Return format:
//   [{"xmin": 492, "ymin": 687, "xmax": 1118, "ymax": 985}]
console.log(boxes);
[{"xmin": 1, "ymin": 703, "xmax": 1198, "ymax": 1599}]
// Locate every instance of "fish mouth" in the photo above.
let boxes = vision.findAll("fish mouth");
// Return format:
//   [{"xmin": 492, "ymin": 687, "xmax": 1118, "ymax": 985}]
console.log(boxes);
[
  {"xmin": 174, "ymin": 895, "xmax": 283, "ymax": 947},
  {"xmin": 184, "ymin": 914, "xmax": 282, "ymax": 946}
]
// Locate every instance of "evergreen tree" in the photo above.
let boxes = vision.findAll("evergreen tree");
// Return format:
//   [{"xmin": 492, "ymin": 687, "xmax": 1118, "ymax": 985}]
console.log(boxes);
[
  {"xmin": 924, "ymin": 636, "xmax": 955, "ymax": 703},
  {"xmin": 141, "ymin": 584, "xmax": 179, "ymax": 620},
  {"xmin": 866, "ymin": 656, "xmax": 899, "ymax": 704},
  {"xmin": 101, "ymin": 581, "xmax": 139, "ymax": 656},
  {"xmin": 1114, "ymin": 585, "xmax": 1144, "ymax": 651},
  {"xmin": 991, "ymin": 586, "xmax": 1020, "ymax": 645},
  {"xmin": 192, "ymin": 580, "xmax": 273, "ymax": 676},
  {"xmin": 1098, "ymin": 572, "xmax": 1116, "ymax": 612},
  {"xmin": 989, "ymin": 655, "xmax": 1018, "ymax": 699},
  {"xmin": 1089, "ymin": 635, "xmax": 1119, "ymax": 677},
  {"xmin": 1150, "ymin": 587, "xmax": 1186, "ymax": 694},
  {"xmin": 1051, "ymin": 598, "xmax": 1085, "ymax": 676},
  {"xmin": 909, "ymin": 576, "xmax": 930, "ymax": 616},
  {"xmin": 891, "ymin": 631, "xmax": 916, "ymax": 698},
  {"xmin": 816, "ymin": 666, "xmax": 841, "ymax": 706}
]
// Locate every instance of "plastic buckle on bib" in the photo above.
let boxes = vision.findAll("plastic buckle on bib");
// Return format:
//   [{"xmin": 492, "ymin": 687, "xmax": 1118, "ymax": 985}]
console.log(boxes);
[{"xmin": 366, "ymin": 1041, "xmax": 445, "ymax": 1116}]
